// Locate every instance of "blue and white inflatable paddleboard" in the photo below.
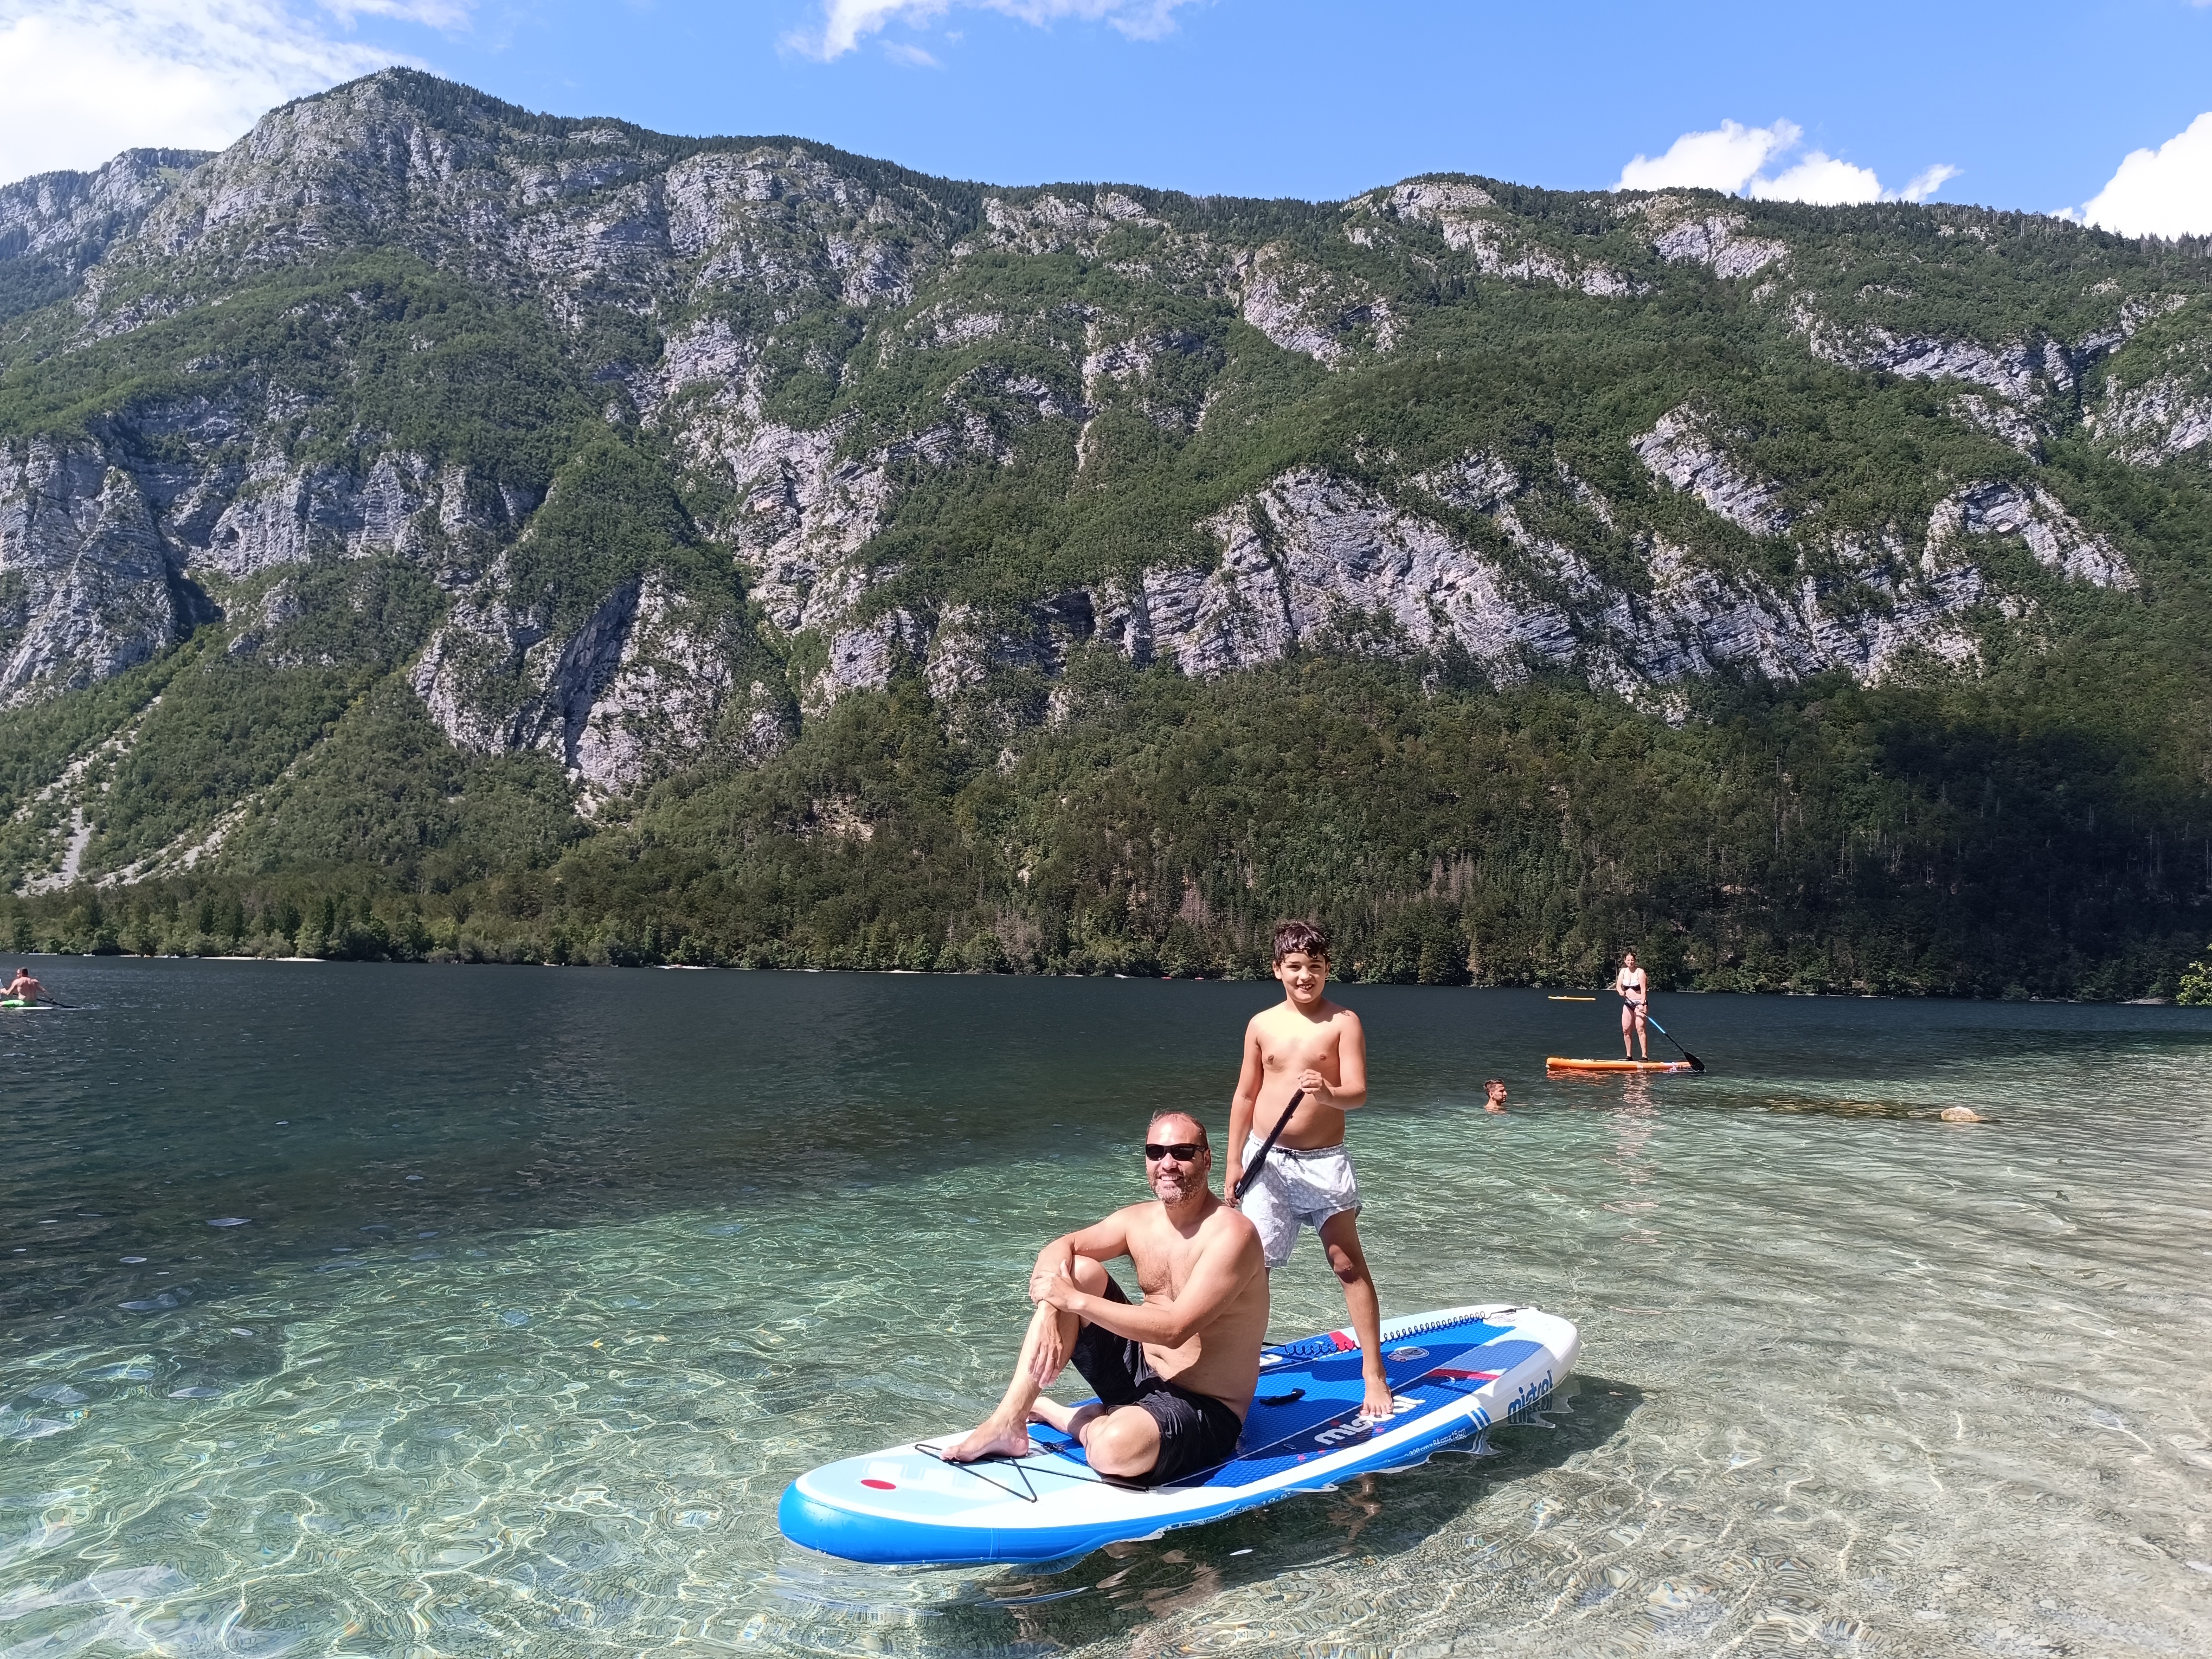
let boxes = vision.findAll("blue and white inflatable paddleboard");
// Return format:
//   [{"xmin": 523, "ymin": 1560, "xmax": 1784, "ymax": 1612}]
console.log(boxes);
[{"xmin": 777, "ymin": 1303, "xmax": 1577, "ymax": 1566}]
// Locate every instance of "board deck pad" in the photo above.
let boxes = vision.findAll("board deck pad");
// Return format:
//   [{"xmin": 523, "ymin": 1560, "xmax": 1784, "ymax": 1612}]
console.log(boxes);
[
  {"xmin": 1024, "ymin": 1332, "xmax": 1547, "ymax": 1487},
  {"xmin": 779, "ymin": 1303, "xmax": 1578, "ymax": 1565}
]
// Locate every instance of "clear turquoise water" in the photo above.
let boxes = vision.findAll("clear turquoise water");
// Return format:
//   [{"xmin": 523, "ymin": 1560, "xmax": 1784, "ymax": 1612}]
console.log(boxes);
[{"xmin": 3, "ymin": 960, "xmax": 2209, "ymax": 1657}]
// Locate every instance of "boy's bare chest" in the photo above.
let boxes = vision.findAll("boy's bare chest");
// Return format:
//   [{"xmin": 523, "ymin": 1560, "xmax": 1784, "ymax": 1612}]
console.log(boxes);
[{"xmin": 1258, "ymin": 1018, "xmax": 1339, "ymax": 1073}]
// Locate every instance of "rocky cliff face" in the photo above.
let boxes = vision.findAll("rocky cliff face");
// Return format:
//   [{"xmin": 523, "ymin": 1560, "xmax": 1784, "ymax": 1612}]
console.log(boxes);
[
  {"xmin": 0, "ymin": 438, "xmax": 208, "ymax": 698},
  {"xmin": 0, "ymin": 68, "xmax": 2203, "ymax": 885},
  {"xmin": 0, "ymin": 149, "xmax": 210, "ymax": 325}
]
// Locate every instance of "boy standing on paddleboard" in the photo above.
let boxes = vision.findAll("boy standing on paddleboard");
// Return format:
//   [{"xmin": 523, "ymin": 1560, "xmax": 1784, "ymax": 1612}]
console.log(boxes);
[{"xmin": 1225, "ymin": 920, "xmax": 1393, "ymax": 1422}]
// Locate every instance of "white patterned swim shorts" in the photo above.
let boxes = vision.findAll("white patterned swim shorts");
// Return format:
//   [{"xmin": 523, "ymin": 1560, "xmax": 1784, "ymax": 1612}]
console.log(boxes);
[{"xmin": 1239, "ymin": 1134, "xmax": 1363, "ymax": 1270}]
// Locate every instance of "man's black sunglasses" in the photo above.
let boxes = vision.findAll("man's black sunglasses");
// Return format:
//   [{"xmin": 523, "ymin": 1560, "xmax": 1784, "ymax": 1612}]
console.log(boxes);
[{"xmin": 1144, "ymin": 1142, "xmax": 1205, "ymax": 1162}]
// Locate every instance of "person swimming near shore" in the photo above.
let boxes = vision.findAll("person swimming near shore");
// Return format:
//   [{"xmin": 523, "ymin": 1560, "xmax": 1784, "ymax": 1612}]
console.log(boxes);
[
  {"xmin": 940, "ymin": 1110, "xmax": 1268, "ymax": 1486},
  {"xmin": 1484, "ymin": 1079, "xmax": 1509, "ymax": 1114}
]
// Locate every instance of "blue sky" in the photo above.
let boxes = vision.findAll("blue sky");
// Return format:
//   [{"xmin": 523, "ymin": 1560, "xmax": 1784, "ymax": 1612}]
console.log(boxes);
[{"xmin": 3, "ymin": 1, "xmax": 2210, "ymax": 231}]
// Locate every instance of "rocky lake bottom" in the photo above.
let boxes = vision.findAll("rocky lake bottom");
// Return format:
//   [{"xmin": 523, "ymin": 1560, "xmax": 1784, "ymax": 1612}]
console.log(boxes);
[{"xmin": 1, "ymin": 961, "xmax": 2208, "ymax": 1656}]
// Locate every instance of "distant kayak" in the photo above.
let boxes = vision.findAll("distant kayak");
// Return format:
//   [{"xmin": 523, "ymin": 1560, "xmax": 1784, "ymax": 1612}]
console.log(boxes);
[{"xmin": 1546, "ymin": 1057, "xmax": 1696, "ymax": 1073}]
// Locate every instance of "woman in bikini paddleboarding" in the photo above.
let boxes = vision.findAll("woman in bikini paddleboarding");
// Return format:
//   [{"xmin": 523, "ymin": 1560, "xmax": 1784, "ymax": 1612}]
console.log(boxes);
[{"xmin": 1612, "ymin": 951, "xmax": 1649, "ymax": 1061}]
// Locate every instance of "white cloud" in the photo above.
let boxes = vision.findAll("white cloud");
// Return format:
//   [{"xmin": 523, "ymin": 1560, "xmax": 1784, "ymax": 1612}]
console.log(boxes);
[
  {"xmin": 2078, "ymin": 112, "xmax": 2212, "ymax": 237},
  {"xmin": 1750, "ymin": 151, "xmax": 1881, "ymax": 205},
  {"xmin": 789, "ymin": 0, "xmax": 1198, "ymax": 62},
  {"xmin": 1616, "ymin": 119, "xmax": 1799, "ymax": 195},
  {"xmin": 880, "ymin": 37, "xmax": 939, "ymax": 65},
  {"xmin": 0, "ymin": 0, "xmax": 452, "ymax": 187},
  {"xmin": 1616, "ymin": 118, "xmax": 1958, "ymax": 208},
  {"xmin": 1895, "ymin": 164, "xmax": 1961, "ymax": 204}
]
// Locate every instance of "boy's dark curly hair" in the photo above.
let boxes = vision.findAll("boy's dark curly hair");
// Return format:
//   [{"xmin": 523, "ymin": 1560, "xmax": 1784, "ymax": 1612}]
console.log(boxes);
[{"xmin": 1273, "ymin": 919, "xmax": 1330, "ymax": 962}]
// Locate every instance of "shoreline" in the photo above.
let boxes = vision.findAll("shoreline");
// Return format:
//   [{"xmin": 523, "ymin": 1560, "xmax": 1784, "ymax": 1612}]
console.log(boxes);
[{"xmin": 15, "ymin": 950, "xmax": 2190, "ymax": 1005}]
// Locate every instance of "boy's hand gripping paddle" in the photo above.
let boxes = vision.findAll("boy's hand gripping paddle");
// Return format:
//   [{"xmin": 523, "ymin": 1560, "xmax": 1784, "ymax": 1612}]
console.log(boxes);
[{"xmin": 1232, "ymin": 1089, "xmax": 1304, "ymax": 1204}]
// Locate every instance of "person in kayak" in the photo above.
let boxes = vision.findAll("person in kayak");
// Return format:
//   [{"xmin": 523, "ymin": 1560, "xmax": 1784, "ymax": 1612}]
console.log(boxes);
[
  {"xmin": 941, "ymin": 1110, "xmax": 1268, "ymax": 1485},
  {"xmin": 3, "ymin": 966, "xmax": 49, "ymax": 1005},
  {"xmin": 1612, "ymin": 951, "xmax": 1649, "ymax": 1060},
  {"xmin": 1225, "ymin": 920, "xmax": 1392, "ymax": 1422}
]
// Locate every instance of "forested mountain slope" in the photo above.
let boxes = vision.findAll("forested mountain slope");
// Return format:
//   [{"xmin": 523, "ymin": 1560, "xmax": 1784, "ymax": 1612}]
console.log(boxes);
[{"xmin": 1, "ymin": 70, "xmax": 2207, "ymax": 993}]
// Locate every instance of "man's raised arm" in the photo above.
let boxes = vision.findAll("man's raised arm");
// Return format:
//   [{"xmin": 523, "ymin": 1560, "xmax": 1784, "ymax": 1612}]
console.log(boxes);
[
  {"xmin": 1027, "ymin": 1211, "xmax": 1135, "ymax": 1303},
  {"xmin": 1038, "ymin": 1219, "xmax": 1258, "ymax": 1349}
]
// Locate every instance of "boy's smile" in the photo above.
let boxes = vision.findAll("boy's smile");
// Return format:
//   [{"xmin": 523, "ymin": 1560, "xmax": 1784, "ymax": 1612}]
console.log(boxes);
[{"xmin": 1274, "ymin": 950, "xmax": 1328, "ymax": 1009}]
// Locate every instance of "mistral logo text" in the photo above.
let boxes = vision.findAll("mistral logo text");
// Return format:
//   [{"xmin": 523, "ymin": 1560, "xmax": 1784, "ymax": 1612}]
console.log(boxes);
[
  {"xmin": 1504, "ymin": 1372, "xmax": 1554, "ymax": 1422},
  {"xmin": 1311, "ymin": 1395, "xmax": 1426, "ymax": 1448}
]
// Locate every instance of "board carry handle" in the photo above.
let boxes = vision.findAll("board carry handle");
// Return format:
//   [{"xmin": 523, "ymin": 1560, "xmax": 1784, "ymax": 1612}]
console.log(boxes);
[{"xmin": 1232, "ymin": 1089, "xmax": 1304, "ymax": 1204}]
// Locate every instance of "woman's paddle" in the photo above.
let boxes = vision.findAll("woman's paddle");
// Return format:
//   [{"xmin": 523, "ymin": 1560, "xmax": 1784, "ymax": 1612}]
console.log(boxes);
[
  {"xmin": 1642, "ymin": 1012, "xmax": 1705, "ymax": 1072},
  {"xmin": 1232, "ymin": 1089, "xmax": 1304, "ymax": 1204}
]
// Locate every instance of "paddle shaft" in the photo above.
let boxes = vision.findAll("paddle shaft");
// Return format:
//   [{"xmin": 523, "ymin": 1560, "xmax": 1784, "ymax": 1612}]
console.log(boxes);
[
  {"xmin": 1611, "ymin": 982, "xmax": 1705, "ymax": 1070},
  {"xmin": 1232, "ymin": 1088, "xmax": 1304, "ymax": 1204}
]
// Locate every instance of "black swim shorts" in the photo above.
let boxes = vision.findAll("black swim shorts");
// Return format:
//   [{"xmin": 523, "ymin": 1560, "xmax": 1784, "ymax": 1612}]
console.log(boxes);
[{"xmin": 1068, "ymin": 1276, "xmax": 1245, "ymax": 1486}]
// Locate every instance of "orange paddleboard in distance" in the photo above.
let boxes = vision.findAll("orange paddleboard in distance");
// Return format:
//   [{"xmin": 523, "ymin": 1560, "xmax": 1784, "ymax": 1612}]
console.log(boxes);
[{"xmin": 1546, "ymin": 1057, "xmax": 1696, "ymax": 1073}]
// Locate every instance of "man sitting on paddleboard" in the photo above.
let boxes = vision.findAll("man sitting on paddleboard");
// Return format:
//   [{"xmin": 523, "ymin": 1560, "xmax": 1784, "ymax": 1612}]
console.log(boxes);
[
  {"xmin": 941, "ymin": 1111, "xmax": 1268, "ymax": 1486},
  {"xmin": 4, "ymin": 966, "xmax": 48, "ymax": 1005},
  {"xmin": 1612, "ymin": 951, "xmax": 1649, "ymax": 1061}
]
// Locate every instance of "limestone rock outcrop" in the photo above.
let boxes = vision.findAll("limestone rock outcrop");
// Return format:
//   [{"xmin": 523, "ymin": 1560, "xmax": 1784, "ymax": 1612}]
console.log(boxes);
[
  {"xmin": 413, "ymin": 570, "xmax": 767, "ymax": 796},
  {"xmin": 0, "ymin": 440, "xmax": 208, "ymax": 703},
  {"xmin": 1632, "ymin": 407, "xmax": 1802, "ymax": 538}
]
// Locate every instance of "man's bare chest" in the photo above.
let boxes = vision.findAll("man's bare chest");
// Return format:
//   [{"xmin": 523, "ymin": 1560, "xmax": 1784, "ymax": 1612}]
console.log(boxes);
[{"xmin": 1128, "ymin": 1236, "xmax": 1205, "ymax": 1302}]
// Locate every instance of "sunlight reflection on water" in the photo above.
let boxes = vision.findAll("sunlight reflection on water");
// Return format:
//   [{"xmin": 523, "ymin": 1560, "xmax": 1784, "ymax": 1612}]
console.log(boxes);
[{"xmin": 1, "ymin": 961, "xmax": 2208, "ymax": 1656}]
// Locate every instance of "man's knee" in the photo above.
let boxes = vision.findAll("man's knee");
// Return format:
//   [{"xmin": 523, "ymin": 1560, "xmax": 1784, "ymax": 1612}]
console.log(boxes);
[
  {"xmin": 1068, "ymin": 1256, "xmax": 1110, "ymax": 1295},
  {"xmin": 1083, "ymin": 1407, "xmax": 1160, "ymax": 1478}
]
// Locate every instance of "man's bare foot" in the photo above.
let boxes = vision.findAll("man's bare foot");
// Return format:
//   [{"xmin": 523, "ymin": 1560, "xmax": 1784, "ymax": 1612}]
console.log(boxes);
[
  {"xmin": 1359, "ymin": 1378, "xmax": 1397, "ymax": 1422},
  {"xmin": 1027, "ymin": 1397, "xmax": 1081, "ymax": 1433},
  {"xmin": 940, "ymin": 1417, "xmax": 1033, "ymax": 1463}
]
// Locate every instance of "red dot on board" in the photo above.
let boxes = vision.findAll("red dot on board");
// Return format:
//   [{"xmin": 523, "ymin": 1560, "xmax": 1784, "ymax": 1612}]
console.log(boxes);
[{"xmin": 860, "ymin": 1478, "xmax": 896, "ymax": 1490}]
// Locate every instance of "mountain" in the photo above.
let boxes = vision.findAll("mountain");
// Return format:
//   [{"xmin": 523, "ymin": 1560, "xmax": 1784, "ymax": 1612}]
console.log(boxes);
[{"xmin": 1, "ymin": 70, "xmax": 2206, "ymax": 993}]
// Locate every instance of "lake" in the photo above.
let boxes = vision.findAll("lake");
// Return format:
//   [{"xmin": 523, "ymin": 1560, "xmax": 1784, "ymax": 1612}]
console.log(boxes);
[{"xmin": 2, "ymin": 959, "xmax": 2208, "ymax": 1656}]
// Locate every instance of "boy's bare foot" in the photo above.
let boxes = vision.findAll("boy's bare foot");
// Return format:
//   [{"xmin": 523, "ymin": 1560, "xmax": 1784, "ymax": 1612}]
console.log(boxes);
[
  {"xmin": 1359, "ymin": 1375, "xmax": 1396, "ymax": 1422},
  {"xmin": 940, "ymin": 1416, "xmax": 1033, "ymax": 1462}
]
